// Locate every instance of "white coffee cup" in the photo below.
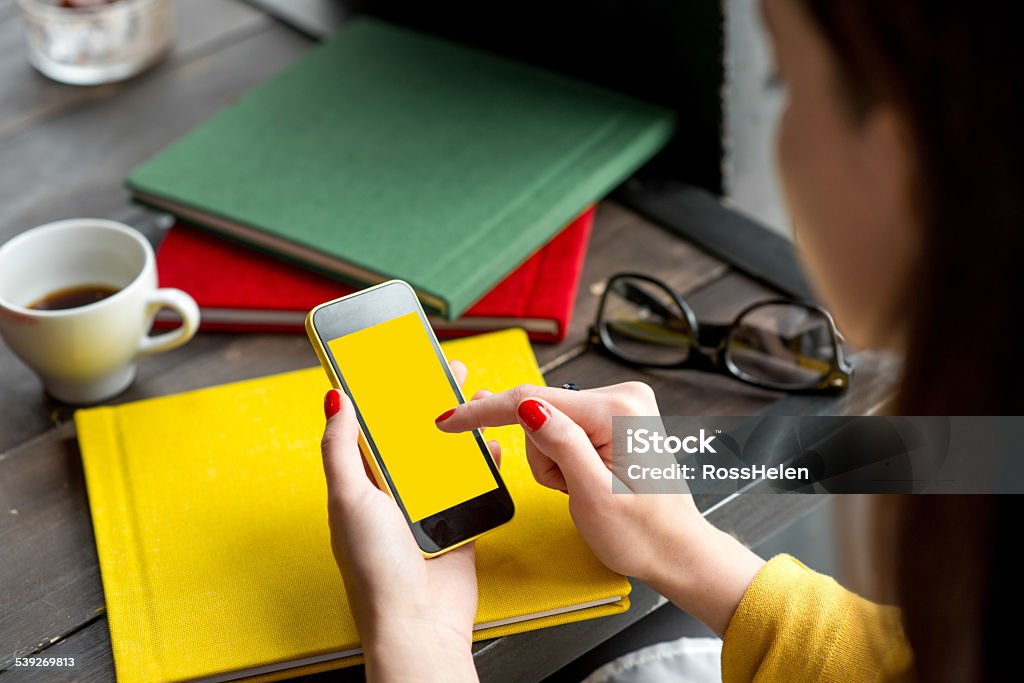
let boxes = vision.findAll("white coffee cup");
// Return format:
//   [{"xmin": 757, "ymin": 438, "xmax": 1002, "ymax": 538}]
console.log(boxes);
[{"xmin": 0, "ymin": 218, "xmax": 200, "ymax": 404}]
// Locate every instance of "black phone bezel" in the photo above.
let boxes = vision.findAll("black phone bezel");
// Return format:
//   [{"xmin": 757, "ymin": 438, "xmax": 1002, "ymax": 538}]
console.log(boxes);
[{"xmin": 312, "ymin": 281, "xmax": 514, "ymax": 554}]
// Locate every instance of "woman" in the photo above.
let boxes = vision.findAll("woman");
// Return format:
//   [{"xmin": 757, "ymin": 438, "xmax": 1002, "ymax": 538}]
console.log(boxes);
[{"xmin": 319, "ymin": 1, "xmax": 1018, "ymax": 680}]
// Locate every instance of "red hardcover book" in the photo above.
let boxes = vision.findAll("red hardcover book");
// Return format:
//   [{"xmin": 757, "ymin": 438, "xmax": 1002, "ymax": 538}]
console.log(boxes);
[{"xmin": 156, "ymin": 207, "xmax": 593, "ymax": 342}]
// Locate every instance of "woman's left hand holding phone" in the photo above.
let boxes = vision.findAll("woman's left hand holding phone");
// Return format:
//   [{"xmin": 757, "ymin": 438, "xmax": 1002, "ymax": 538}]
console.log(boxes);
[{"xmin": 320, "ymin": 360, "xmax": 494, "ymax": 683}]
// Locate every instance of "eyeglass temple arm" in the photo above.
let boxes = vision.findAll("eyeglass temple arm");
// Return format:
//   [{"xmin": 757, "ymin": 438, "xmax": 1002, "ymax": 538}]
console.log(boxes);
[{"xmin": 729, "ymin": 326, "xmax": 848, "ymax": 375}]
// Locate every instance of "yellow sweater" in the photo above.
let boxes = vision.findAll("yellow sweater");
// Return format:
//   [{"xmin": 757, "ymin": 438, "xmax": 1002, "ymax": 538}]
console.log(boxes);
[{"xmin": 722, "ymin": 555, "xmax": 914, "ymax": 682}]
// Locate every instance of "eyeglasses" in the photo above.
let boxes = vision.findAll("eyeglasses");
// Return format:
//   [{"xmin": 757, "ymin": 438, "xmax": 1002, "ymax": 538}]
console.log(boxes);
[{"xmin": 590, "ymin": 273, "xmax": 852, "ymax": 394}]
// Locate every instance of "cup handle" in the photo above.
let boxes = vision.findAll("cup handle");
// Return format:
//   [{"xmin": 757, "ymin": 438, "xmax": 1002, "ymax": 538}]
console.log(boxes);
[{"xmin": 137, "ymin": 288, "xmax": 200, "ymax": 357}]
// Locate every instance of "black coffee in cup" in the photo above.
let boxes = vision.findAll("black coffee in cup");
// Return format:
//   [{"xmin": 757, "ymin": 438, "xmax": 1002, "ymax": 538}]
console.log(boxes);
[{"xmin": 29, "ymin": 284, "xmax": 120, "ymax": 311}]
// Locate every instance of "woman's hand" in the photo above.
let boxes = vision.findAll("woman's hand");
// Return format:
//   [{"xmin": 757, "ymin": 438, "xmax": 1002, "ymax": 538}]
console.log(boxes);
[
  {"xmin": 435, "ymin": 381, "xmax": 765, "ymax": 635},
  {"xmin": 320, "ymin": 361, "xmax": 495, "ymax": 682}
]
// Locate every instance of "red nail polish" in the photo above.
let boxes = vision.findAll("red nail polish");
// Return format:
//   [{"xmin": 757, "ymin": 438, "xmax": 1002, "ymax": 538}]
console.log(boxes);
[
  {"xmin": 435, "ymin": 408, "xmax": 456, "ymax": 423},
  {"xmin": 324, "ymin": 390, "xmax": 342, "ymax": 420},
  {"xmin": 518, "ymin": 399, "xmax": 550, "ymax": 432}
]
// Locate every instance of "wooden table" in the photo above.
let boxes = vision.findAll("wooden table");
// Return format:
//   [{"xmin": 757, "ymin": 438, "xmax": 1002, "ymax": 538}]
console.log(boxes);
[{"xmin": 0, "ymin": 2, "xmax": 897, "ymax": 680}]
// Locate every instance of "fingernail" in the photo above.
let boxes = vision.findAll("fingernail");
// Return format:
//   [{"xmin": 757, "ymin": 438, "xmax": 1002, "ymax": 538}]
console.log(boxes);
[
  {"xmin": 518, "ymin": 399, "xmax": 550, "ymax": 432},
  {"xmin": 324, "ymin": 390, "xmax": 342, "ymax": 420},
  {"xmin": 435, "ymin": 408, "xmax": 456, "ymax": 423}
]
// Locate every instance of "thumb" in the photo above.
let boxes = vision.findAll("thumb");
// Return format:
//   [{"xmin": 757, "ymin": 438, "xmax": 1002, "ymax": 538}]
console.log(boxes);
[
  {"xmin": 517, "ymin": 397, "xmax": 607, "ymax": 494},
  {"xmin": 321, "ymin": 389, "xmax": 373, "ymax": 502}
]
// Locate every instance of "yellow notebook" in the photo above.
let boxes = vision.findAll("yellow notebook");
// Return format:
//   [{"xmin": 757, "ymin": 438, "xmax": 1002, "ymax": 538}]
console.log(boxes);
[{"xmin": 75, "ymin": 329, "xmax": 630, "ymax": 683}]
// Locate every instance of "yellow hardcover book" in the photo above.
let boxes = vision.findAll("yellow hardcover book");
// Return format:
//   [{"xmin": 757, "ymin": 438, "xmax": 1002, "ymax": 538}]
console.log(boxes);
[{"xmin": 75, "ymin": 329, "xmax": 630, "ymax": 683}]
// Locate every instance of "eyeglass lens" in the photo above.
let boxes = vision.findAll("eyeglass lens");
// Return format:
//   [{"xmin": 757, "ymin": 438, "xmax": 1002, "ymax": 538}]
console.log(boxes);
[
  {"xmin": 601, "ymin": 277, "xmax": 693, "ymax": 365},
  {"xmin": 725, "ymin": 303, "xmax": 836, "ymax": 389}
]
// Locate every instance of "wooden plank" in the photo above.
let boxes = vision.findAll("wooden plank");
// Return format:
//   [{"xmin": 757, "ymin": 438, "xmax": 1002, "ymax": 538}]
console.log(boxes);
[
  {"xmin": 0, "ymin": 0, "xmax": 271, "ymax": 142},
  {"xmin": 546, "ymin": 348, "xmax": 784, "ymax": 416},
  {"xmin": 613, "ymin": 179, "xmax": 814, "ymax": 301},
  {"xmin": 683, "ymin": 269, "xmax": 778, "ymax": 320},
  {"xmin": 0, "ymin": 424, "xmax": 104, "ymax": 670},
  {"xmin": 28, "ymin": 616, "xmax": 370, "ymax": 683},
  {"xmin": 1, "ymin": 615, "xmax": 114, "ymax": 682},
  {"xmin": 533, "ymin": 201, "xmax": 726, "ymax": 367},
  {"xmin": 0, "ymin": 348, "xmax": 61, "ymax": 454}
]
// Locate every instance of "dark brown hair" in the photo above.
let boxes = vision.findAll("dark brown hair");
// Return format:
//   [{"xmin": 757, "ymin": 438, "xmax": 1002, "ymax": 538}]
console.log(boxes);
[{"xmin": 793, "ymin": 2, "xmax": 1021, "ymax": 680}]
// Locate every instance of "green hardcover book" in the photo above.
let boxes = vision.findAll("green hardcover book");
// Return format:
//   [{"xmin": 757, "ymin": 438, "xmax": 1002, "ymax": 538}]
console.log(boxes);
[{"xmin": 128, "ymin": 18, "xmax": 674, "ymax": 319}]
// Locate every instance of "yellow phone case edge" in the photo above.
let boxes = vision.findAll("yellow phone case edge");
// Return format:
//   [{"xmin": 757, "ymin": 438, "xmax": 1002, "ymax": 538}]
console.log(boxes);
[{"xmin": 303, "ymin": 283, "xmax": 514, "ymax": 558}]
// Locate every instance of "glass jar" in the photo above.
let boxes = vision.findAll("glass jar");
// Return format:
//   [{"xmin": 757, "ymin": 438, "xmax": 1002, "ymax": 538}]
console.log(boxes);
[{"xmin": 16, "ymin": 0, "xmax": 174, "ymax": 85}]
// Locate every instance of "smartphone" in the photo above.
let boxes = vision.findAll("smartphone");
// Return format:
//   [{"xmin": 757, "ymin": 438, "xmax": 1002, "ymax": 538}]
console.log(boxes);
[{"xmin": 305, "ymin": 280, "xmax": 515, "ymax": 556}]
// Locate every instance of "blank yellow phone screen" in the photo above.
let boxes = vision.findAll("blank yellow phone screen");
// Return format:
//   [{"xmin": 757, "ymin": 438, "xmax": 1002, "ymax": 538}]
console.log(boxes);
[{"xmin": 327, "ymin": 312, "xmax": 498, "ymax": 522}]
